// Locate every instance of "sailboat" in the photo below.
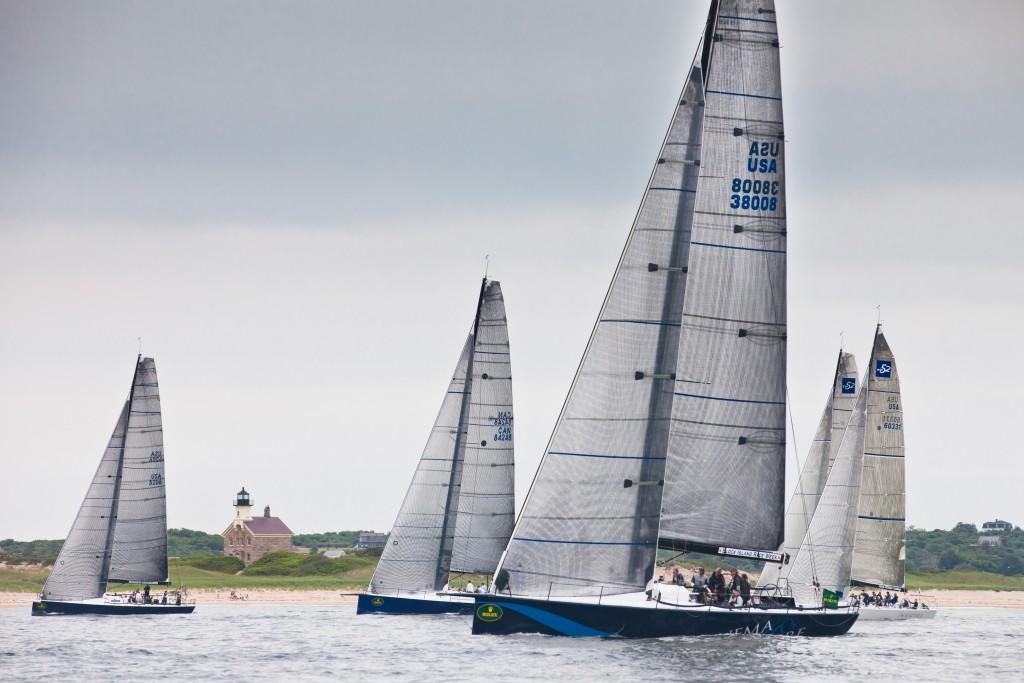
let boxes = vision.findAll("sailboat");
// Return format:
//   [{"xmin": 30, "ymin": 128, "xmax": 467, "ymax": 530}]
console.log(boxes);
[
  {"xmin": 471, "ymin": 0, "xmax": 857, "ymax": 637},
  {"xmin": 32, "ymin": 356, "xmax": 194, "ymax": 615},
  {"xmin": 357, "ymin": 278, "xmax": 515, "ymax": 615},
  {"xmin": 779, "ymin": 365, "xmax": 869, "ymax": 610},
  {"xmin": 850, "ymin": 328, "xmax": 935, "ymax": 620},
  {"xmin": 757, "ymin": 351, "xmax": 859, "ymax": 594}
]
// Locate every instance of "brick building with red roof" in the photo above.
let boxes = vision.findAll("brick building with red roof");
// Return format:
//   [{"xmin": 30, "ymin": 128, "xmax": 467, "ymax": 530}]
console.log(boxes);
[{"xmin": 222, "ymin": 487, "xmax": 294, "ymax": 566}]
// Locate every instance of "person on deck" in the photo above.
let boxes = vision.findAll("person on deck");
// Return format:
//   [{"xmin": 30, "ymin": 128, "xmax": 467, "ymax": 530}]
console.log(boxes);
[
  {"xmin": 708, "ymin": 569, "xmax": 725, "ymax": 605},
  {"xmin": 691, "ymin": 567, "xmax": 708, "ymax": 602},
  {"xmin": 671, "ymin": 567, "xmax": 685, "ymax": 586},
  {"xmin": 465, "ymin": 580, "xmax": 475, "ymax": 593},
  {"xmin": 739, "ymin": 573, "xmax": 752, "ymax": 604}
]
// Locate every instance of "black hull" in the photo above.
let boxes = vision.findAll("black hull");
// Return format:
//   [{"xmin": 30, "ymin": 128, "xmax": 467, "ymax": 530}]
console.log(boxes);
[
  {"xmin": 356, "ymin": 593, "xmax": 475, "ymax": 615},
  {"xmin": 472, "ymin": 595, "xmax": 858, "ymax": 638},
  {"xmin": 31, "ymin": 600, "xmax": 195, "ymax": 616}
]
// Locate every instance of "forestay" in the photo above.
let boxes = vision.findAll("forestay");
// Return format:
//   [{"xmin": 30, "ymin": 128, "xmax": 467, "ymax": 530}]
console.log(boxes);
[
  {"xmin": 760, "ymin": 352, "xmax": 857, "ymax": 588},
  {"xmin": 851, "ymin": 328, "xmax": 906, "ymax": 590},
  {"xmin": 41, "ymin": 404, "xmax": 130, "ymax": 602},
  {"xmin": 370, "ymin": 335, "xmax": 474, "ymax": 594},
  {"xmin": 493, "ymin": 31, "xmax": 707, "ymax": 598},
  {"xmin": 109, "ymin": 358, "xmax": 168, "ymax": 584},
  {"xmin": 786, "ymin": 372, "xmax": 869, "ymax": 607},
  {"xmin": 451, "ymin": 281, "xmax": 515, "ymax": 574},
  {"xmin": 659, "ymin": 0, "xmax": 788, "ymax": 557}
]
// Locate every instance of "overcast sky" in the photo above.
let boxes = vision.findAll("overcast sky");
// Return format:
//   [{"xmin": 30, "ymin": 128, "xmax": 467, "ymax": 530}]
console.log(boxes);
[{"xmin": 2, "ymin": 1, "xmax": 1021, "ymax": 540}]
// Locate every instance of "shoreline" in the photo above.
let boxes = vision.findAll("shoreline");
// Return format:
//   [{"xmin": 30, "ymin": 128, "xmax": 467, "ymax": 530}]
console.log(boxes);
[{"xmin": 3, "ymin": 589, "xmax": 1024, "ymax": 609}]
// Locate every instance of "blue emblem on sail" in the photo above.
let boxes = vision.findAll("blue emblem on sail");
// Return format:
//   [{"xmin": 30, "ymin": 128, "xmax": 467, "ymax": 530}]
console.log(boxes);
[
  {"xmin": 875, "ymin": 360, "xmax": 892, "ymax": 378},
  {"xmin": 841, "ymin": 378, "xmax": 856, "ymax": 394}
]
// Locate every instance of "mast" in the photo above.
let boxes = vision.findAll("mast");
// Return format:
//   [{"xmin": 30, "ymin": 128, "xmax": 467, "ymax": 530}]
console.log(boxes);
[
  {"xmin": 98, "ymin": 355, "xmax": 139, "ymax": 588},
  {"xmin": 434, "ymin": 277, "xmax": 488, "ymax": 588}
]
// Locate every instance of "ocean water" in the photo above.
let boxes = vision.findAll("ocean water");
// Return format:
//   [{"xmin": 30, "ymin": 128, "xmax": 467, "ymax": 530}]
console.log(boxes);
[{"xmin": 1, "ymin": 605, "xmax": 1021, "ymax": 682}]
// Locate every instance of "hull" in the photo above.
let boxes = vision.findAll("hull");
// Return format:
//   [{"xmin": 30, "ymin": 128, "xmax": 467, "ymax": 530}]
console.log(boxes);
[
  {"xmin": 471, "ymin": 595, "xmax": 858, "ymax": 638},
  {"xmin": 31, "ymin": 600, "xmax": 195, "ymax": 616},
  {"xmin": 856, "ymin": 606, "xmax": 937, "ymax": 621},
  {"xmin": 356, "ymin": 592, "xmax": 475, "ymax": 615}
]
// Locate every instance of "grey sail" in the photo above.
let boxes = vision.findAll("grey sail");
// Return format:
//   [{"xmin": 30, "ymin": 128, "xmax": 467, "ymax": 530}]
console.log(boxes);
[
  {"xmin": 41, "ymin": 403, "xmax": 130, "ymax": 601},
  {"xmin": 850, "ymin": 328, "xmax": 906, "ymax": 590},
  {"xmin": 760, "ymin": 351, "xmax": 858, "ymax": 588},
  {"xmin": 658, "ymin": 0, "xmax": 788, "ymax": 557},
  {"xmin": 451, "ymin": 281, "xmax": 515, "ymax": 575},
  {"xmin": 786, "ymin": 373, "xmax": 869, "ymax": 606},
  {"xmin": 494, "ymin": 26, "xmax": 707, "ymax": 598},
  {"xmin": 109, "ymin": 357, "xmax": 168, "ymax": 584},
  {"xmin": 370, "ymin": 334, "xmax": 474, "ymax": 594}
]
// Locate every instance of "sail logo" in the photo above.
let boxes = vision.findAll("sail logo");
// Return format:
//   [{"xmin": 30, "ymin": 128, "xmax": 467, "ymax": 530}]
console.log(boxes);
[
  {"xmin": 841, "ymin": 378, "xmax": 856, "ymax": 394},
  {"xmin": 476, "ymin": 604, "xmax": 503, "ymax": 622},
  {"xmin": 875, "ymin": 360, "xmax": 892, "ymax": 378},
  {"xmin": 149, "ymin": 473, "xmax": 163, "ymax": 486}
]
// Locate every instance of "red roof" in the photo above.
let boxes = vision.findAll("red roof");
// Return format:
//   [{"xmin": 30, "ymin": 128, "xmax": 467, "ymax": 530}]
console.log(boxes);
[{"xmin": 244, "ymin": 516, "xmax": 293, "ymax": 535}]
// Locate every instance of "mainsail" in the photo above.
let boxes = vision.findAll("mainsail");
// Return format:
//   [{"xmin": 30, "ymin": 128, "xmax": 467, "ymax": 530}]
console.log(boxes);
[
  {"xmin": 658, "ymin": 0, "xmax": 788, "ymax": 558},
  {"xmin": 496, "ymin": 0, "xmax": 786, "ymax": 598},
  {"xmin": 759, "ymin": 351, "xmax": 858, "ymax": 588},
  {"xmin": 109, "ymin": 357, "xmax": 169, "ymax": 584},
  {"xmin": 785, "ymin": 372, "xmax": 869, "ymax": 606},
  {"xmin": 451, "ymin": 282, "xmax": 515, "ymax": 574},
  {"xmin": 850, "ymin": 327, "xmax": 906, "ymax": 590},
  {"xmin": 42, "ymin": 356, "xmax": 168, "ymax": 601},
  {"xmin": 370, "ymin": 279, "xmax": 514, "ymax": 593}
]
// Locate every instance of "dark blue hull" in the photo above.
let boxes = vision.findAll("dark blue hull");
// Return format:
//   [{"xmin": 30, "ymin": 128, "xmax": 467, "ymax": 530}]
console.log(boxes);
[
  {"xmin": 31, "ymin": 600, "xmax": 195, "ymax": 616},
  {"xmin": 471, "ymin": 595, "xmax": 858, "ymax": 638},
  {"xmin": 356, "ymin": 592, "xmax": 475, "ymax": 615}
]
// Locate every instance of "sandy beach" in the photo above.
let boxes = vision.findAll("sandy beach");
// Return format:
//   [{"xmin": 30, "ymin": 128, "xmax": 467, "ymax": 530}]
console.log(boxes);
[{"xmin": 2, "ymin": 589, "xmax": 1023, "ymax": 609}]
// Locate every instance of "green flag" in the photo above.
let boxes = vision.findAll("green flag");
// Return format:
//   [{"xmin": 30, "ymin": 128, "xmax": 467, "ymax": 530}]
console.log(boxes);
[{"xmin": 822, "ymin": 589, "xmax": 841, "ymax": 608}]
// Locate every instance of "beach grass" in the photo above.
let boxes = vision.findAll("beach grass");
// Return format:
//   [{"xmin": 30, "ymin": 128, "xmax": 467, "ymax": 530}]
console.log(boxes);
[
  {"xmin": 906, "ymin": 570, "xmax": 1024, "ymax": 591},
  {"xmin": 0, "ymin": 555, "xmax": 379, "ymax": 593}
]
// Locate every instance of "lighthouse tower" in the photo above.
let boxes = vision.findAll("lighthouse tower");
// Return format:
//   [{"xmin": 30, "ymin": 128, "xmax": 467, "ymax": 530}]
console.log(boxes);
[{"xmin": 234, "ymin": 487, "xmax": 253, "ymax": 521}]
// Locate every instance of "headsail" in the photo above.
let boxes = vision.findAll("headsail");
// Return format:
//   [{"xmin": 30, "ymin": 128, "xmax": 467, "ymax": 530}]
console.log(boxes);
[
  {"xmin": 493, "ymin": 24, "xmax": 707, "ymax": 599},
  {"xmin": 850, "ymin": 328, "xmax": 906, "ymax": 590},
  {"xmin": 108, "ymin": 357, "xmax": 168, "ymax": 584},
  {"xmin": 451, "ymin": 281, "xmax": 515, "ymax": 575},
  {"xmin": 785, "ymin": 372, "xmax": 869, "ymax": 606},
  {"xmin": 370, "ymin": 335, "xmax": 474, "ymax": 593},
  {"xmin": 658, "ymin": 0, "xmax": 788, "ymax": 558},
  {"xmin": 760, "ymin": 352, "xmax": 857, "ymax": 588},
  {"xmin": 41, "ymin": 403, "xmax": 129, "ymax": 601}
]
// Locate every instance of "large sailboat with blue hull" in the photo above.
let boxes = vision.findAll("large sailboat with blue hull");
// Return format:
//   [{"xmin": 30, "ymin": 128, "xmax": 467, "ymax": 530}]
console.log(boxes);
[
  {"xmin": 358, "ymin": 278, "xmax": 515, "ymax": 615},
  {"xmin": 472, "ymin": 0, "xmax": 857, "ymax": 638}
]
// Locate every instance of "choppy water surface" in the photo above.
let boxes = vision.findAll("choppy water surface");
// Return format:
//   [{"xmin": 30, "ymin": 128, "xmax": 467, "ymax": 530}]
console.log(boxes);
[{"xmin": 1, "ymin": 605, "xmax": 1021, "ymax": 681}]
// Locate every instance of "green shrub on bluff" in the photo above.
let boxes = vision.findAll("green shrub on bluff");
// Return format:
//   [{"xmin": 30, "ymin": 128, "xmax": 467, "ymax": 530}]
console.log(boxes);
[{"xmin": 242, "ymin": 551, "xmax": 368, "ymax": 576}]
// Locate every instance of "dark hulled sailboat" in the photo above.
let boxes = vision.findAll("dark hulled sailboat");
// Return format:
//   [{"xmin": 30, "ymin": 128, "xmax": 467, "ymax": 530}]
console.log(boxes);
[
  {"xmin": 471, "ymin": 0, "xmax": 857, "ymax": 638},
  {"xmin": 357, "ymin": 279, "xmax": 515, "ymax": 615},
  {"xmin": 32, "ymin": 356, "xmax": 194, "ymax": 615}
]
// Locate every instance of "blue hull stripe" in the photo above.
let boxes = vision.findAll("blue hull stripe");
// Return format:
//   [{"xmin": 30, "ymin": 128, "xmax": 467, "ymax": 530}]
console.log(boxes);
[
  {"xmin": 858, "ymin": 515, "xmax": 906, "ymax": 522},
  {"xmin": 600, "ymin": 319, "xmax": 681, "ymax": 328},
  {"xmin": 492, "ymin": 601, "xmax": 610, "ymax": 637}
]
